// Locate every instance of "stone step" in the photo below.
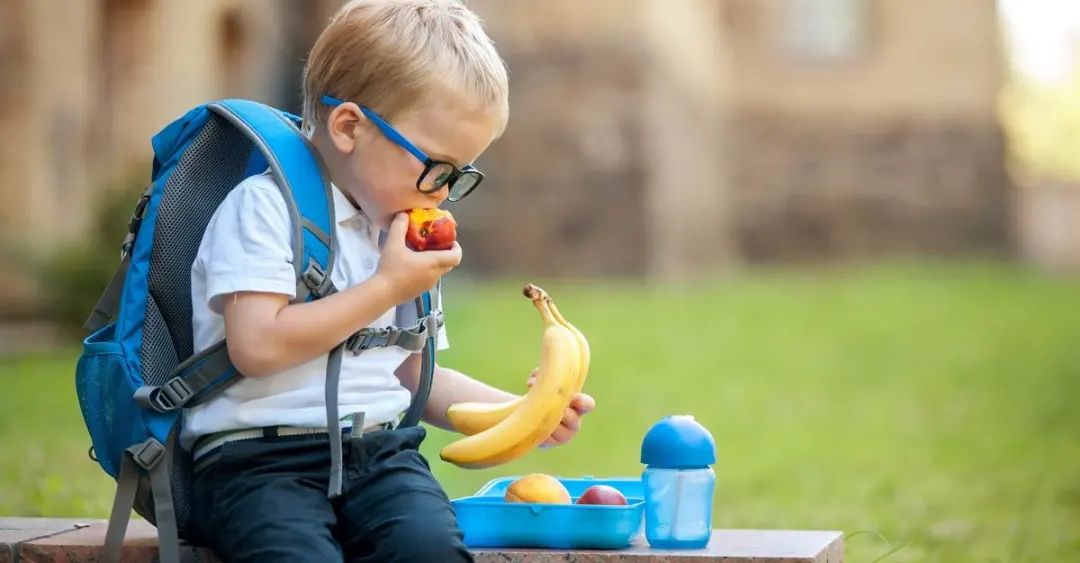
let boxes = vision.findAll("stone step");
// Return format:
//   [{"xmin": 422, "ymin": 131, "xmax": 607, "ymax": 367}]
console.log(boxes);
[{"xmin": 1, "ymin": 518, "xmax": 843, "ymax": 562}]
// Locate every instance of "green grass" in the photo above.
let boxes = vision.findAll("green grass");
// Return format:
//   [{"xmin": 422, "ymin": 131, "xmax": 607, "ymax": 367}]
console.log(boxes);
[{"xmin": 3, "ymin": 262, "xmax": 1079, "ymax": 561}]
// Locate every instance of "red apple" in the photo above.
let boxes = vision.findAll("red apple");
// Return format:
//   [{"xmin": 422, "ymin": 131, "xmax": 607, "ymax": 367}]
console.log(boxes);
[
  {"xmin": 405, "ymin": 208, "xmax": 457, "ymax": 251},
  {"xmin": 575, "ymin": 485, "xmax": 628, "ymax": 506}
]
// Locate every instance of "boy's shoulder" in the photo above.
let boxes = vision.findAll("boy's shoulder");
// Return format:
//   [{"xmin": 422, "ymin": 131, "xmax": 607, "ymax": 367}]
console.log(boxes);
[
  {"xmin": 230, "ymin": 169, "xmax": 284, "ymax": 200},
  {"xmin": 215, "ymin": 170, "xmax": 290, "ymax": 220},
  {"xmin": 200, "ymin": 170, "xmax": 292, "ymax": 253}
]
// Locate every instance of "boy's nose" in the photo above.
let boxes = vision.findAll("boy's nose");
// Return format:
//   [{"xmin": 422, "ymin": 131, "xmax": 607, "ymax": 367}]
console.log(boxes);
[{"xmin": 425, "ymin": 187, "xmax": 449, "ymax": 206}]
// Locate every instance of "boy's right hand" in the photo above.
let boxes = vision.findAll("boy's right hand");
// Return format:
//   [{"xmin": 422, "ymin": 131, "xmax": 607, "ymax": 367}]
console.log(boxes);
[{"xmin": 376, "ymin": 212, "xmax": 462, "ymax": 302}]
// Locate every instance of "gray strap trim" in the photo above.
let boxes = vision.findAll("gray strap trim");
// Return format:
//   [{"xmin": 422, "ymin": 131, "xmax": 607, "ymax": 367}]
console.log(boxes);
[
  {"xmin": 399, "ymin": 295, "xmax": 436, "ymax": 429},
  {"xmin": 149, "ymin": 453, "xmax": 179, "ymax": 563},
  {"xmin": 103, "ymin": 453, "xmax": 139, "ymax": 563},
  {"xmin": 302, "ymin": 218, "xmax": 331, "ymax": 247},
  {"xmin": 84, "ymin": 256, "xmax": 130, "ymax": 332},
  {"xmin": 345, "ymin": 312, "xmax": 443, "ymax": 354},
  {"xmin": 326, "ymin": 342, "xmax": 345, "ymax": 498}
]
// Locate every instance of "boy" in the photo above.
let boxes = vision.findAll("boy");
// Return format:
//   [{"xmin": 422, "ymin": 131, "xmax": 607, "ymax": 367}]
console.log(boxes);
[{"xmin": 180, "ymin": 1, "xmax": 595, "ymax": 561}]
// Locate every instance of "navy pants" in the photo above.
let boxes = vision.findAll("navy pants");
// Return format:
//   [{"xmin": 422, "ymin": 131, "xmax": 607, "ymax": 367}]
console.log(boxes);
[{"xmin": 190, "ymin": 425, "xmax": 473, "ymax": 563}]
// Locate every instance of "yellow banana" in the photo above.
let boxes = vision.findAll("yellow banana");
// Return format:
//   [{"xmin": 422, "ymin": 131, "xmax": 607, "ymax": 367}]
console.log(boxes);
[
  {"xmin": 439, "ymin": 284, "xmax": 580, "ymax": 468},
  {"xmin": 446, "ymin": 396, "xmax": 523, "ymax": 436},
  {"xmin": 445, "ymin": 286, "xmax": 590, "ymax": 436},
  {"xmin": 549, "ymin": 295, "xmax": 590, "ymax": 392}
]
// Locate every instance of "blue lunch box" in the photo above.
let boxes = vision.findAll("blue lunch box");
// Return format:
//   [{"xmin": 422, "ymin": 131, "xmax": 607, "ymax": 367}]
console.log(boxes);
[{"xmin": 450, "ymin": 476, "xmax": 645, "ymax": 549}]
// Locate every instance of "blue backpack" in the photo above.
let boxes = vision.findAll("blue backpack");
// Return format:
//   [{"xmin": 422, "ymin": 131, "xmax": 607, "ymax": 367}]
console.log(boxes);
[{"xmin": 74, "ymin": 99, "xmax": 441, "ymax": 563}]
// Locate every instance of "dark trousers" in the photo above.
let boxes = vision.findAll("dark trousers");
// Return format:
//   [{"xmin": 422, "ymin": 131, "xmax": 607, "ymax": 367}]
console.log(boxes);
[{"xmin": 190, "ymin": 425, "xmax": 473, "ymax": 563}]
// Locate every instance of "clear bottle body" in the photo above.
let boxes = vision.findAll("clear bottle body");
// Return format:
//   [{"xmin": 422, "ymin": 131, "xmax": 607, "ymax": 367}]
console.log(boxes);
[{"xmin": 642, "ymin": 466, "xmax": 715, "ymax": 548}]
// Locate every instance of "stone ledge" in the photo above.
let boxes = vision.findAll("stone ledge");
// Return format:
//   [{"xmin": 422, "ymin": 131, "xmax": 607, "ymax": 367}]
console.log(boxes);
[{"xmin": 3, "ymin": 518, "xmax": 843, "ymax": 562}]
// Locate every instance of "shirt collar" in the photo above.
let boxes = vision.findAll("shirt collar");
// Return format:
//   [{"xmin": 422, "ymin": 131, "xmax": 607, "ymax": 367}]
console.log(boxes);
[{"xmin": 331, "ymin": 183, "xmax": 378, "ymax": 240}]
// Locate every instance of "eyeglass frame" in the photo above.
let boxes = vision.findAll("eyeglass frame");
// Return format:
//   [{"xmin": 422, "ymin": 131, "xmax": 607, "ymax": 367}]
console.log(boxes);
[{"xmin": 320, "ymin": 95, "xmax": 484, "ymax": 202}]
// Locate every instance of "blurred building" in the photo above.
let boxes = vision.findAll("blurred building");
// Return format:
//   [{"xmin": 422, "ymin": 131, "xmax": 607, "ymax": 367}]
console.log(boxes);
[
  {"xmin": 0, "ymin": 0, "xmax": 1014, "ymax": 316},
  {"xmin": 466, "ymin": 0, "xmax": 1012, "ymax": 279},
  {"xmin": 0, "ymin": 0, "xmax": 341, "ymax": 315}
]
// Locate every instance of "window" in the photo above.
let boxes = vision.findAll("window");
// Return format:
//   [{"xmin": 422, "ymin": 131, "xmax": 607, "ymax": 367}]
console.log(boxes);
[{"xmin": 778, "ymin": 0, "xmax": 869, "ymax": 62}]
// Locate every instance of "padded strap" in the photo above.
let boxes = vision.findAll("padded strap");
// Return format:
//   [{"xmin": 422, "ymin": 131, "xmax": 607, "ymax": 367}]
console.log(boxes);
[
  {"xmin": 209, "ymin": 100, "xmax": 336, "ymax": 305},
  {"xmin": 135, "ymin": 341, "xmax": 237, "ymax": 413}
]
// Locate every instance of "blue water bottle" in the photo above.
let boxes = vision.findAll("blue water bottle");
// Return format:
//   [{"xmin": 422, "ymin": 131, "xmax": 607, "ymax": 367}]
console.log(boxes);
[{"xmin": 640, "ymin": 415, "xmax": 716, "ymax": 549}]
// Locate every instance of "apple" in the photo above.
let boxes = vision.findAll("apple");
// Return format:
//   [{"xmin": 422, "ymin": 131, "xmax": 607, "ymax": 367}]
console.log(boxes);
[
  {"xmin": 504, "ymin": 474, "xmax": 572, "ymax": 504},
  {"xmin": 405, "ymin": 208, "xmax": 457, "ymax": 251},
  {"xmin": 575, "ymin": 485, "xmax": 628, "ymax": 506}
]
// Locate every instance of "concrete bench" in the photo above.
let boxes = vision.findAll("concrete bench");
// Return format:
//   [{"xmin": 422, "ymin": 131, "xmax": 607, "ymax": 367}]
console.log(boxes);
[{"xmin": 1, "ymin": 518, "xmax": 843, "ymax": 562}]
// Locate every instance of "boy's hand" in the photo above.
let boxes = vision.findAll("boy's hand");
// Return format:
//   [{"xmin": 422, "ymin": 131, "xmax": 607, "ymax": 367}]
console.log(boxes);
[
  {"xmin": 376, "ymin": 212, "xmax": 462, "ymax": 302},
  {"xmin": 526, "ymin": 368, "xmax": 596, "ymax": 447}
]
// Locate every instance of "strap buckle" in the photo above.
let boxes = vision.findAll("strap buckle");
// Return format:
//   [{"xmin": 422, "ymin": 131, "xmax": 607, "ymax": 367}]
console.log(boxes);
[
  {"xmin": 126, "ymin": 438, "xmax": 165, "ymax": 470},
  {"xmin": 346, "ymin": 326, "xmax": 393, "ymax": 353},
  {"xmin": 346, "ymin": 311, "xmax": 444, "ymax": 354},
  {"xmin": 134, "ymin": 377, "xmax": 194, "ymax": 413},
  {"xmin": 301, "ymin": 261, "xmax": 335, "ymax": 299},
  {"xmin": 120, "ymin": 190, "xmax": 152, "ymax": 260}
]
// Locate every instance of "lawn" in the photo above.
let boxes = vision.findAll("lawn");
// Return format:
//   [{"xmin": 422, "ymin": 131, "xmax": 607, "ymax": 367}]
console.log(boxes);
[{"xmin": 2, "ymin": 262, "xmax": 1078, "ymax": 562}]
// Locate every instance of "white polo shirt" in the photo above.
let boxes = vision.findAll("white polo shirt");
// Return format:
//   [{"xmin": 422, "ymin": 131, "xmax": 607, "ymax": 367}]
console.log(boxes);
[{"xmin": 179, "ymin": 171, "xmax": 448, "ymax": 450}]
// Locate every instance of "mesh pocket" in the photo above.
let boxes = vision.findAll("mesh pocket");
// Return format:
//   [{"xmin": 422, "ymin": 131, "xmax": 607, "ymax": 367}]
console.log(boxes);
[{"xmin": 75, "ymin": 323, "xmax": 145, "ymax": 478}]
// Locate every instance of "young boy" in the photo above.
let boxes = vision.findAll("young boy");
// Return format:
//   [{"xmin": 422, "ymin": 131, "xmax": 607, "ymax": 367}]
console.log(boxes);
[{"xmin": 179, "ymin": 1, "xmax": 595, "ymax": 561}]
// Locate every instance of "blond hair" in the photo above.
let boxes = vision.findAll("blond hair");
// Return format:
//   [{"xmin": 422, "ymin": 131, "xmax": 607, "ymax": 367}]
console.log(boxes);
[{"xmin": 301, "ymin": 0, "xmax": 509, "ymax": 135}]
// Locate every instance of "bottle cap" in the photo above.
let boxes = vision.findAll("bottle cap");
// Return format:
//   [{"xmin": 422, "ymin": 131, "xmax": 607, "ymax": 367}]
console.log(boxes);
[{"xmin": 640, "ymin": 415, "xmax": 716, "ymax": 468}]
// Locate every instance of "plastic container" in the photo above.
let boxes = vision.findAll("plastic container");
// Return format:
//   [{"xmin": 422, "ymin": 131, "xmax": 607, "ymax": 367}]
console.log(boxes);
[
  {"xmin": 640, "ymin": 415, "xmax": 717, "ymax": 548},
  {"xmin": 450, "ymin": 476, "xmax": 645, "ymax": 549}
]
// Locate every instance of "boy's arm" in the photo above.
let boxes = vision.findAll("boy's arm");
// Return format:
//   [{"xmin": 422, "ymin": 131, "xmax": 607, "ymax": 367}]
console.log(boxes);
[
  {"xmin": 225, "ymin": 213, "xmax": 461, "ymax": 377},
  {"xmin": 224, "ymin": 277, "xmax": 397, "ymax": 377},
  {"xmin": 394, "ymin": 354, "xmax": 516, "ymax": 431},
  {"xmin": 395, "ymin": 355, "xmax": 596, "ymax": 446}
]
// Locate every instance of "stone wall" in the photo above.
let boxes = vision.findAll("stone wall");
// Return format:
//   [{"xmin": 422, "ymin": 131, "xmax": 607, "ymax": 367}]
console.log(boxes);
[
  {"xmin": 458, "ymin": 0, "xmax": 731, "ymax": 280},
  {"xmin": 727, "ymin": 113, "xmax": 1013, "ymax": 261}
]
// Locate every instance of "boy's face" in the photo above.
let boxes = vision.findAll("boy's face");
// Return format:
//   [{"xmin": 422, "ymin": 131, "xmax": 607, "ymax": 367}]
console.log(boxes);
[{"xmin": 327, "ymin": 96, "xmax": 503, "ymax": 232}]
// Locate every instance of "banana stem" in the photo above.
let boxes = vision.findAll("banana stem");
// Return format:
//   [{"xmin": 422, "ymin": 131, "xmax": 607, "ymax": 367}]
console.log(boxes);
[{"xmin": 524, "ymin": 283, "xmax": 556, "ymax": 323}]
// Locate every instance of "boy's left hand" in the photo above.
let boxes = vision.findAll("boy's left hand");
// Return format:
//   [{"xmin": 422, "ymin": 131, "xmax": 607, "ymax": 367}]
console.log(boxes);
[{"xmin": 526, "ymin": 368, "xmax": 596, "ymax": 447}]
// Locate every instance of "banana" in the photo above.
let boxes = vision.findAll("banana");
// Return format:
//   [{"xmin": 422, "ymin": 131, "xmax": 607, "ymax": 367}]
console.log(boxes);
[
  {"xmin": 446, "ymin": 396, "xmax": 523, "ymax": 436},
  {"xmin": 548, "ymin": 294, "xmax": 591, "ymax": 392},
  {"xmin": 439, "ymin": 284, "xmax": 581, "ymax": 468},
  {"xmin": 445, "ymin": 285, "xmax": 590, "ymax": 436}
]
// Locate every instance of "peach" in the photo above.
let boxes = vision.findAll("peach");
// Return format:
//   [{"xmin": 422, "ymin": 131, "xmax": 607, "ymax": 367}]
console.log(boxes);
[
  {"xmin": 504, "ymin": 474, "xmax": 571, "ymax": 504},
  {"xmin": 405, "ymin": 208, "xmax": 457, "ymax": 251}
]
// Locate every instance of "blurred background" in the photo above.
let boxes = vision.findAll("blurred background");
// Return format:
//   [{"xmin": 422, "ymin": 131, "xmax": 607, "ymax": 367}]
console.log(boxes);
[{"xmin": 1, "ymin": 1, "xmax": 1078, "ymax": 561}]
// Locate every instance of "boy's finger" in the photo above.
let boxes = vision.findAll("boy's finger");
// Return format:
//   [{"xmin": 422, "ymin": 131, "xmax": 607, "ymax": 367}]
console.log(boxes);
[
  {"xmin": 561, "ymin": 408, "xmax": 581, "ymax": 431},
  {"xmin": 431, "ymin": 243, "xmax": 463, "ymax": 267},
  {"xmin": 570, "ymin": 393, "xmax": 596, "ymax": 414},
  {"xmin": 388, "ymin": 212, "xmax": 409, "ymax": 240},
  {"xmin": 549, "ymin": 425, "xmax": 573, "ymax": 444}
]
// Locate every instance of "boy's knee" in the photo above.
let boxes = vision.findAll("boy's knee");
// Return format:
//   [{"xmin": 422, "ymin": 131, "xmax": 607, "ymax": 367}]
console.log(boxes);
[{"xmin": 385, "ymin": 525, "xmax": 472, "ymax": 563}]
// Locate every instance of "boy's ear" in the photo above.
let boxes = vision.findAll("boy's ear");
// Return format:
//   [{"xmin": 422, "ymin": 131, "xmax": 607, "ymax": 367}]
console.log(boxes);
[{"xmin": 327, "ymin": 102, "xmax": 367, "ymax": 154}]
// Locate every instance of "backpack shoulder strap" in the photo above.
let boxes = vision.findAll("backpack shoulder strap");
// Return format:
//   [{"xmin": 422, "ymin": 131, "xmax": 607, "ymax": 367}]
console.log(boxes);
[
  {"xmin": 209, "ymin": 99, "xmax": 337, "ymax": 301},
  {"xmin": 134, "ymin": 100, "xmax": 339, "ymax": 415}
]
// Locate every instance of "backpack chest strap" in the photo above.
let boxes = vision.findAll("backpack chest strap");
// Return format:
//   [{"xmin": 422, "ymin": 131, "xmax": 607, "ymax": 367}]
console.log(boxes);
[{"xmin": 345, "ymin": 311, "xmax": 443, "ymax": 354}]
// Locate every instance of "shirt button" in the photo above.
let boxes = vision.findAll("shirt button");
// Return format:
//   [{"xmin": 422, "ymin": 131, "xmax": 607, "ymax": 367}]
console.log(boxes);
[{"xmin": 363, "ymin": 258, "xmax": 375, "ymax": 270}]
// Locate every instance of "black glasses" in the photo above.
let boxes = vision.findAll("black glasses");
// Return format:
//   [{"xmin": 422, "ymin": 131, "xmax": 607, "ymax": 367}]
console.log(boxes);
[{"xmin": 321, "ymin": 95, "xmax": 484, "ymax": 202}]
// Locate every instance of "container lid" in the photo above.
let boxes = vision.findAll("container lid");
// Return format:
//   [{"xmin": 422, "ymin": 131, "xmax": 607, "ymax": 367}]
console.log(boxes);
[{"xmin": 640, "ymin": 415, "xmax": 716, "ymax": 468}]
